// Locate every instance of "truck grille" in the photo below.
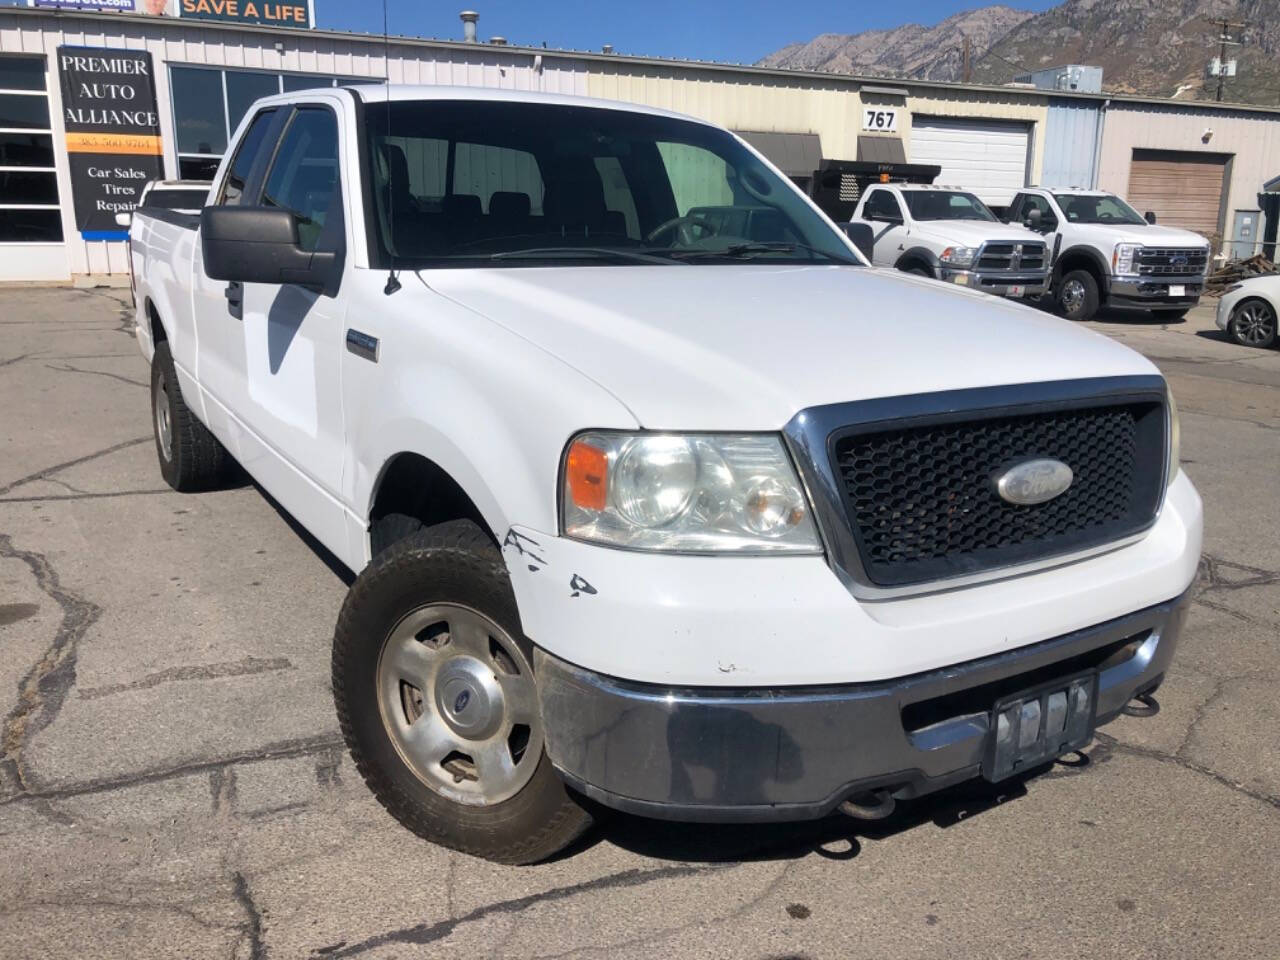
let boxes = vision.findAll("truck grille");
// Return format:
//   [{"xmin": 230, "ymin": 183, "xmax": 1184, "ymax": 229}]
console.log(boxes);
[
  {"xmin": 976, "ymin": 241, "xmax": 1046, "ymax": 273},
  {"xmin": 1137, "ymin": 247, "xmax": 1208, "ymax": 276},
  {"xmin": 830, "ymin": 400, "xmax": 1166, "ymax": 587}
]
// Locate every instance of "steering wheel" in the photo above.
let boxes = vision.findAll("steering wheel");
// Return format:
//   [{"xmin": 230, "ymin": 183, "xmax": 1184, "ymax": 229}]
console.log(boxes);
[{"xmin": 645, "ymin": 215, "xmax": 718, "ymax": 246}]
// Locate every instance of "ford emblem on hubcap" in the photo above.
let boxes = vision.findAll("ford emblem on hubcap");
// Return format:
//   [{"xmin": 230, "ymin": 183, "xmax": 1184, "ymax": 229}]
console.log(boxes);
[
  {"xmin": 453, "ymin": 689, "xmax": 472, "ymax": 714},
  {"xmin": 995, "ymin": 458, "xmax": 1074, "ymax": 505}
]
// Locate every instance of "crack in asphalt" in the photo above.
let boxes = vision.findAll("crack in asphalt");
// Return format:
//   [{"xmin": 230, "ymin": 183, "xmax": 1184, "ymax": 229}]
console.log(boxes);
[
  {"xmin": 77, "ymin": 656, "xmax": 294, "ymax": 701},
  {"xmin": 0, "ymin": 353, "xmax": 31, "ymax": 368},
  {"xmin": 1093, "ymin": 732, "xmax": 1280, "ymax": 813},
  {"xmin": 0, "ymin": 436, "xmax": 151, "ymax": 498},
  {"xmin": 0, "ymin": 534, "xmax": 102, "ymax": 799},
  {"xmin": 0, "ymin": 733, "xmax": 344, "ymax": 806},
  {"xmin": 44, "ymin": 362, "xmax": 148, "ymax": 389},
  {"xmin": 310, "ymin": 864, "xmax": 729, "ymax": 958},
  {"xmin": 0, "ymin": 489, "xmax": 172, "ymax": 505},
  {"xmin": 233, "ymin": 871, "xmax": 267, "ymax": 960}
]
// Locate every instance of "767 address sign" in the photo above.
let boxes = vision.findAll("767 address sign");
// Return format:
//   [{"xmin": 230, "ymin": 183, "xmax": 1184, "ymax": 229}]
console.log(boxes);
[{"xmin": 862, "ymin": 108, "xmax": 898, "ymax": 133}]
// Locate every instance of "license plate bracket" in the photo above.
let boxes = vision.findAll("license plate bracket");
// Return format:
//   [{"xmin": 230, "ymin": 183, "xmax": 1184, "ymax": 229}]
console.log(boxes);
[{"xmin": 983, "ymin": 671, "xmax": 1098, "ymax": 782}]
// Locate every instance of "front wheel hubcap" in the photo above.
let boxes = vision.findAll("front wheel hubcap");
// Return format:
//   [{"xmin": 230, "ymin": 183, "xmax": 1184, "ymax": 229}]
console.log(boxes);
[
  {"xmin": 376, "ymin": 603, "xmax": 541, "ymax": 806},
  {"xmin": 1061, "ymin": 279, "xmax": 1086, "ymax": 313},
  {"xmin": 1234, "ymin": 302, "xmax": 1276, "ymax": 345}
]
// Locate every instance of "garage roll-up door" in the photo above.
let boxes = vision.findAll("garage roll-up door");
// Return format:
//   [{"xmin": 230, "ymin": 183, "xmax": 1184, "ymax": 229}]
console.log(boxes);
[
  {"xmin": 1126, "ymin": 149, "xmax": 1228, "ymax": 244},
  {"xmin": 909, "ymin": 117, "xmax": 1030, "ymax": 205}
]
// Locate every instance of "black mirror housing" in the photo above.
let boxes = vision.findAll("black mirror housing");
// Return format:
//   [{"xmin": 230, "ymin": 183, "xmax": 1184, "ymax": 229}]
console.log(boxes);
[
  {"xmin": 201, "ymin": 206, "xmax": 341, "ymax": 297},
  {"xmin": 1144, "ymin": 211, "xmax": 1157, "ymax": 225},
  {"xmin": 840, "ymin": 222, "xmax": 875, "ymax": 261}
]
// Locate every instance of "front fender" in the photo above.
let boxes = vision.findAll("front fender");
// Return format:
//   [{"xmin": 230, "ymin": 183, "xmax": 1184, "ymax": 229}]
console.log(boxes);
[
  {"xmin": 341, "ymin": 271, "xmax": 637, "ymax": 569},
  {"xmin": 894, "ymin": 246, "xmax": 942, "ymax": 273}
]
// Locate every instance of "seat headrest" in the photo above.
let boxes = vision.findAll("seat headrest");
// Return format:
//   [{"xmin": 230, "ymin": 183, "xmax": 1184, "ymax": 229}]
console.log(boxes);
[{"xmin": 489, "ymin": 191, "xmax": 531, "ymax": 220}]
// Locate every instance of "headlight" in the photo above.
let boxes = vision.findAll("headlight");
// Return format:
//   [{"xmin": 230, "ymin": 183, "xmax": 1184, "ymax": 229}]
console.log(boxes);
[
  {"xmin": 940, "ymin": 246, "xmax": 978, "ymax": 267},
  {"xmin": 1113, "ymin": 243, "xmax": 1140, "ymax": 277},
  {"xmin": 561, "ymin": 432, "xmax": 821, "ymax": 553},
  {"xmin": 1166, "ymin": 384, "xmax": 1181, "ymax": 489}
]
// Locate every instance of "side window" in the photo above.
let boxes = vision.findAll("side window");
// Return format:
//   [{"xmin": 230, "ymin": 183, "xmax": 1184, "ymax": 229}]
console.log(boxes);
[
  {"xmin": 656, "ymin": 142, "xmax": 733, "ymax": 215},
  {"xmin": 261, "ymin": 107, "xmax": 340, "ymax": 252},
  {"xmin": 864, "ymin": 190, "xmax": 902, "ymax": 222},
  {"xmin": 218, "ymin": 109, "xmax": 276, "ymax": 206},
  {"xmin": 1024, "ymin": 194, "xmax": 1057, "ymax": 227}
]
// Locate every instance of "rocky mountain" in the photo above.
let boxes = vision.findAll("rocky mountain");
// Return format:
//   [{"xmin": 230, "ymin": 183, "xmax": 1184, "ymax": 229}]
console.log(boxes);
[
  {"xmin": 757, "ymin": 7, "xmax": 1035, "ymax": 81},
  {"xmin": 759, "ymin": 0, "xmax": 1280, "ymax": 106}
]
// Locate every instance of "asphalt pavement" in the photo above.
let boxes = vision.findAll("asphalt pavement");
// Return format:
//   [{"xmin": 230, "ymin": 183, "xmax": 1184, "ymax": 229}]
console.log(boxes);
[{"xmin": 0, "ymin": 286, "xmax": 1277, "ymax": 959}]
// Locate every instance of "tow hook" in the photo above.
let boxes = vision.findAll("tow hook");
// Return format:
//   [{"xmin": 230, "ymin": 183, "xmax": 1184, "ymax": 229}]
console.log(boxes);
[
  {"xmin": 838, "ymin": 788, "xmax": 896, "ymax": 820},
  {"xmin": 1121, "ymin": 692, "xmax": 1160, "ymax": 717}
]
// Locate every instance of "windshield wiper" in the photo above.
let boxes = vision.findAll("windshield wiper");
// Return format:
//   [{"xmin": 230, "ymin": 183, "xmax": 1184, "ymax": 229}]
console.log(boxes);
[
  {"xmin": 670, "ymin": 241, "xmax": 856, "ymax": 264},
  {"xmin": 488, "ymin": 246, "xmax": 682, "ymax": 265}
]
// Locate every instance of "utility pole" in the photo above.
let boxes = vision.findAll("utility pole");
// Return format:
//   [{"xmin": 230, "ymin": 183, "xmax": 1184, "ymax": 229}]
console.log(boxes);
[
  {"xmin": 1211, "ymin": 18, "xmax": 1244, "ymax": 102},
  {"xmin": 961, "ymin": 35, "xmax": 972, "ymax": 84}
]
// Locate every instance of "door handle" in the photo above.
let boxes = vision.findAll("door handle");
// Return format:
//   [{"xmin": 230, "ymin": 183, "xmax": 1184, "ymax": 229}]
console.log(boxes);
[{"xmin": 224, "ymin": 281, "xmax": 243, "ymax": 320}]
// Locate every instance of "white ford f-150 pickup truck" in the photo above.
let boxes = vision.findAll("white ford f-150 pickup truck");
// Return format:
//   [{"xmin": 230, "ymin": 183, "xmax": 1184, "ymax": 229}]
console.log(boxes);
[
  {"xmin": 849, "ymin": 183, "xmax": 1049, "ymax": 299},
  {"xmin": 129, "ymin": 85, "xmax": 1202, "ymax": 864},
  {"xmin": 1005, "ymin": 188, "xmax": 1212, "ymax": 322}
]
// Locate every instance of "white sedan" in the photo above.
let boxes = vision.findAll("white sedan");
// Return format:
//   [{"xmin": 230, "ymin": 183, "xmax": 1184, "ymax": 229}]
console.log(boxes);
[{"xmin": 1217, "ymin": 275, "xmax": 1280, "ymax": 348}]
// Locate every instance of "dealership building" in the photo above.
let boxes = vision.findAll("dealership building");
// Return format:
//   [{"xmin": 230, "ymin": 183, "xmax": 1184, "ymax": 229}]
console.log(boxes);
[{"xmin": 2, "ymin": 3, "xmax": 1279, "ymax": 283}]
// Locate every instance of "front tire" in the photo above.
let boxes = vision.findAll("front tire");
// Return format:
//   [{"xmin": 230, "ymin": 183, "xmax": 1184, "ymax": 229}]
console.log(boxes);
[
  {"xmin": 1228, "ymin": 298, "xmax": 1278, "ymax": 348},
  {"xmin": 1057, "ymin": 269, "xmax": 1099, "ymax": 321},
  {"xmin": 150, "ymin": 340, "xmax": 232, "ymax": 491},
  {"xmin": 333, "ymin": 520, "xmax": 592, "ymax": 864}
]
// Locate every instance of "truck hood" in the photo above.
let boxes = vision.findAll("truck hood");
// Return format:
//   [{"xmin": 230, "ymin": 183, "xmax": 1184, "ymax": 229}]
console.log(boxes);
[
  {"xmin": 910, "ymin": 220, "xmax": 1044, "ymax": 247},
  {"xmin": 1065, "ymin": 222, "xmax": 1210, "ymax": 248},
  {"xmin": 424, "ymin": 264, "xmax": 1158, "ymax": 430}
]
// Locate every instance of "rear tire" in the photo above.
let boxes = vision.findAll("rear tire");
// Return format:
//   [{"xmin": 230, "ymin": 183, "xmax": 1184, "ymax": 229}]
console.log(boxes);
[
  {"xmin": 1228, "ymin": 298, "xmax": 1278, "ymax": 348},
  {"xmin": 1057, "ymin": 269, "xmax": 1099, "ymax": 321},
  {"xmin": 150, "ymin": 340, "xmax": 232, "ymax": 491},
  {"xmin": 333, "ymin": 519, "xmax": 593, "ymax": 864}
]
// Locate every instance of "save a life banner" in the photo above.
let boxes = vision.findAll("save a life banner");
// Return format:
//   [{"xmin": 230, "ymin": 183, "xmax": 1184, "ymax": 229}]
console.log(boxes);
[{"xmin": 57, "ymin": 46, "xmax": 164, "ymax": 239}]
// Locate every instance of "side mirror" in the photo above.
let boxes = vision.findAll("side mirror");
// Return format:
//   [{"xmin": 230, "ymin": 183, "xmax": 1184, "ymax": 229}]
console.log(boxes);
[
  {"xmin": 201, "ymin": 206, "xmax": 341, "ymax": 297},
  {"xmin": 1144, "ymin": 211, "xmax": 1157, "ymax": 225},
  {"xmin": 1025, "ymin": 208, "xmax": 1043, "ymax": 230},
  {"xmin": 115, "ymin": 211, "xmax": 132, "ymax": 228},
  {"xmin": 840, "ymin": 222, "xmax": 875, "ymax": 261}
]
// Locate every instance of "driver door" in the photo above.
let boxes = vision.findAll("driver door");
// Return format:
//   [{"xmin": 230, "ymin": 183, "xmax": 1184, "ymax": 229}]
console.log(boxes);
[{"xmin": 860, "ymin": 189, "xmax": 908, "ymax": 267}]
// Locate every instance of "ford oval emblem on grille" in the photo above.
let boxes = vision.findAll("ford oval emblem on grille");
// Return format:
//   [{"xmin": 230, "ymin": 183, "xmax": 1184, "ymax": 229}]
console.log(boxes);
[
  {"xmin": 995, "ymin": 459, "xmax": 1074, "ymax": 505},
  {"xmin": 1172, "ymin": 254, "xmax": 1188, "ymax": 267}
]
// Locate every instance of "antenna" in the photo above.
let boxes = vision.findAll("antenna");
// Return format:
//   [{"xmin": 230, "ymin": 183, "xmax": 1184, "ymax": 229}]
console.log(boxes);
[{"xmin": 382, "ymin": 0, "xmax": 401, "ymax": 295}]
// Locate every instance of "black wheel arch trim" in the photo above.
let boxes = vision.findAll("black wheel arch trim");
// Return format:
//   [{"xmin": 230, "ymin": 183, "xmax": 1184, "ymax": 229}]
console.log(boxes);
[
  {"xmin": 894, "ymin": 247, "xmax": 941, "ymax": 274},
  {"xmin": 1053, "ymin": 245, "xmax": 1112, "ymax": 295}
]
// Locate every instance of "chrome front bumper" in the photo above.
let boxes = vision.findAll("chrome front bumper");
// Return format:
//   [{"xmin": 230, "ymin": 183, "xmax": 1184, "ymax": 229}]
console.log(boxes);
[
  {"xmin": 1109, "ymin": 277, "xmax": 1204, "ymax": 306},
  {"xmin": 938, "ymin": 267, "xmax": 1047, "ymax": 297},
  {"xmin": 536, "ymin": 589, "xmax": 1190, "ymax": 822}
]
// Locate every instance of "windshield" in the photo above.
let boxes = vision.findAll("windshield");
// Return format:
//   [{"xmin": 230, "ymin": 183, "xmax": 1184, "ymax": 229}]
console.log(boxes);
[
  {"xmin": 142, "ymin": 188, "xmax": 209, "ymax": 211},
  {"xmin": 364, "ymin": 100, "xmax": 857, "ymax": 267},
  {"xmin": 902, "ymin": 190, "xmax": 996, "ymax": 222},
  {"xmin": 1053, "ymin": 193, "xmax": 1147, "ymax": 225}
]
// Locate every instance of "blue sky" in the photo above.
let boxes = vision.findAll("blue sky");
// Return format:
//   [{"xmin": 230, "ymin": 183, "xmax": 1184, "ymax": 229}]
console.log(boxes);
[{"xmin": 316, "ymin": 1, "xmax": 1060, "ymax": 65}]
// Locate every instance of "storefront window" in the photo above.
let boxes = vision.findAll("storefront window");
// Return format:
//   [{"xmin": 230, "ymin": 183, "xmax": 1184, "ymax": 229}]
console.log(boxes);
[
  {"xmin": 0, "ymin": 55, "xmax": 62, "ymax": 244},
  {"xmin": 169, "ymin": 67, "xmax": 363, "ymax": 181}
]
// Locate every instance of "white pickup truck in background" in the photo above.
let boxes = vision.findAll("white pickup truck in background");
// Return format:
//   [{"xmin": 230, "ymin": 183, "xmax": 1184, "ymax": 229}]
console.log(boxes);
[
  {"xmin": 127, "ymin": 85, "xmax": 1202, "ymax": 864},
  {"xmin": 1006, "ymin": 188, "xmax": 1212, "ymax": 322},
  {"xmin": 850, "ymin": 183, "xmax": 1049, "ymax": 299}
]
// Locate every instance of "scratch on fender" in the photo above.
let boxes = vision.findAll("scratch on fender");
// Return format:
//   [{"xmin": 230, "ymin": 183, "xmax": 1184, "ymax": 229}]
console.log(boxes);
[
  {"xmin": 569, "ymin": 574, "xmax": 597, "ymax": 598},
  {"xmin": 503, "ymin": 528, "xmax": 547, "ymax": 572}
]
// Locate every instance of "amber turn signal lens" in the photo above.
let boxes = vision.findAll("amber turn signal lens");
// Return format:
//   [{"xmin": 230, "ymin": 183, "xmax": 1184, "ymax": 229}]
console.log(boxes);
[{"xmin": 566, "ymin": 440, "xmax": 608, "ymax": 510}]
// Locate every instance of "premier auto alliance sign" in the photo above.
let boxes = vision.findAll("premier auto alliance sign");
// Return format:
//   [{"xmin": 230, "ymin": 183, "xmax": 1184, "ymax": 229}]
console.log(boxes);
[{"xmin": 57, "ymin": 47, "xmax": 164, "ymax": 239}]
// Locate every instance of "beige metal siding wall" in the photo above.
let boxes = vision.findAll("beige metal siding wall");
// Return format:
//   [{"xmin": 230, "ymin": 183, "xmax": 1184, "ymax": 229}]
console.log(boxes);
[
  {"xmin": 904, "ymin": 90, "xmax": 1048, "ymax": 187},
  {"xmin": 587, "ymin": 66, "xmax": 863, "ymax": 161},
  {"xmin": 0, "ymin": 10, "xmax": 588, "ymax": 279},
  {"xmin": 1099, "ymin": 101, "xmax": 1280, "ymax": 254}
]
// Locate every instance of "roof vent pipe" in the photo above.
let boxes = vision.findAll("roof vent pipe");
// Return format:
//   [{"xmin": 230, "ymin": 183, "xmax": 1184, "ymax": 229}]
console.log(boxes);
[
  {"xmin": 489, "ymin": 36, "xmax": 507, "ymax": 45},
  {"xmin": 459, "ymin": 10, "xmax": 478, "ymax": 42},
  {"xmin": 602, "ymin": 43, "xmax": 613, "ymax": 54}
]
